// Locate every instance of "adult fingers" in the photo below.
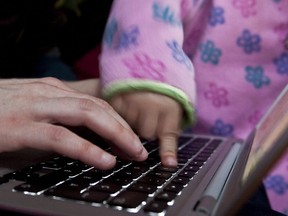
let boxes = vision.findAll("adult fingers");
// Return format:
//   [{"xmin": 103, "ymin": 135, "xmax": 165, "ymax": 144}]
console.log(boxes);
[
  {"xmin": 33, "ymin": 97, "xmax": 148, "ymax": 162},
  {"xmin": 23, "ymin": 123, "xmax": 117, "ymax": 170},
  {"xmin": 0, "ymin": 77, "xmax": 75, "ymax": 92},
  {"xmin": 5, "ymin": 81, "xmax": 133, "ymax": 132}
]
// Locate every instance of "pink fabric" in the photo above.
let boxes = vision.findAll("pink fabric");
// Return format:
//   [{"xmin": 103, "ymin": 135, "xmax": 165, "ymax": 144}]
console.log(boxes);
[
  {"xmin": 100, "ymin": 0, "xmax": 197, "ymax": 104},
  {"xmin": 99, "ymin": 0, "xmax": 288, "ymax": 213},
  {"xmin": 264, "ymin": 153, "xmax": 288, "ymax": 215}
]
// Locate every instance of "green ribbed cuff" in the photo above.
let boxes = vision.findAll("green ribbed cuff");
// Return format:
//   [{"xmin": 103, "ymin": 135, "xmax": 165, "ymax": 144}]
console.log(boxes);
[{"xmin": 102, "ymin": 79, "xmax": 196, "ymax": 128}]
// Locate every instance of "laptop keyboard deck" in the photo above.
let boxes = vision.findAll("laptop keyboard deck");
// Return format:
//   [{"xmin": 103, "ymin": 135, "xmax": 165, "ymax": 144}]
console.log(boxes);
[{"xmin": 1, "ymin": 136, "xmax": 221, "ymax": 214}]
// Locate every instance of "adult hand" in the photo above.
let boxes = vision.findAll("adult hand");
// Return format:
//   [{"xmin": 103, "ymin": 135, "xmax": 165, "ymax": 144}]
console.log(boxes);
[
  {"xmin": 0, "ymin": 78, "xmax": 148, "ymax": 170},
  {"xmin": 110, "ymin": 92, "xmax": 182, "ymax": 167}
]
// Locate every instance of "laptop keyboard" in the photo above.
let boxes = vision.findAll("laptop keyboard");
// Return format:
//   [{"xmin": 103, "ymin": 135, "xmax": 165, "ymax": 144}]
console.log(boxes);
[{"xmin": 1, "ymin": 136, "xmax": 221, "ymax": 214}]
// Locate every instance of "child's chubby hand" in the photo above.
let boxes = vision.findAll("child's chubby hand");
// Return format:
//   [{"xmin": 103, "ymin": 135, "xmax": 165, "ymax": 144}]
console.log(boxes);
[{"xmin": 110, "ymin": 92, "xmax": 182, "ymax": 167}]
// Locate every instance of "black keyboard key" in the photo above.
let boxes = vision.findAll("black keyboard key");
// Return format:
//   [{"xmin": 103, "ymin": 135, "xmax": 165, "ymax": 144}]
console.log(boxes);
[
  {"xmin": 178, "ymin": 148, "xmax": 195, "ymax": 155},
  {"xmin": 172, "ymin": 176, "xmax": 190, "ymax": 185},
  {"xmin": 14, "ymin": 170, "xmax": 69, "ymax": 193},
  {"xmin": 194, "ymin": 155, "xmax": 208, "ymax": 162},
  {"xmin": 21, "ymin": 164, "xmax": 42, "ymax": 173},
  {"xmin": 87, "ymin": 168, "xmax": 113, "ymax": 178},
  {"xmin": 139, "ymin": 156, "xmax": 160, "ymax": 167},
  {"xmin": 54, "ymin": 180, "xmax": 89, "ymax": 192},
  {"xmin": 61, "ymin": 164, "xmax": 83, "ymax": 177},
  {"xmin": 144, "ymin": 140, "xmax": 159, "ymax": 152},
  {"xmin": 144, "ymin": 200, "xmax": 168, "ymax": 213},
  {"xmin": 209, "ymin": 139, "xmax": 222, "ymax": 148},
  {"xmin": 44, "ymin": 182, "xmax": 89, "ymax": 199},
  {"xmin": 192, "ymin": 138, "xmax": 210, "ymax": 144},
  {"xmin": 148, "ymin": 171, "xmax": 172, "ymax": 180},
  {"xmin": 155, "ymin": 191, "xmax": 177, "ymax": 202},
  {"xmin": 189, "ymin": 160, "xmax": 204, "ymax": 167},
  {"xmin": 104, "ymin": 173, "xmax": 134, "ymax": 187},
  {"xmin": 0, "ymin": 177, "xmax": 8, "ymax": 185},
  {"xmin": 128, "ymin": 163, "xmax": 150, "ymax": 173},
  {"xmin": 128, "ymin": 182, "xmax": 157, "ymax": 194},
  {"xmin": 121, "ymin": 166, "xmax": 143, "ymax": 179},
  {"xmin": 51, "ymin": 156, "xmax": 75, "ymax": 165},
  {"xmin": 80, "ymin": 190, "xmax": 110, "ymax": 203},
  {"xmin": 178, "ymin": 137, "xmax": 193, "ymax": 146},
  {"xmin": 138, "ymin": 176, "xmax": 166, "ymax": 186},
  {"xmin": 201, "ymin": 147, "xmax": 214, "ymax": 153},
  {"xmin": 178, "ymin": 170, "xmax": 196, "ymax": 179},
  {"xmin": 32, "ymin": 168, "xmax": 55, "ymax": 177},
  {"xmin": 177, "ymin": 157, "xmax": 190, "ymax": 164},
  {"xmin": 184, "ymin": 164, "xmax": 200, "ymax": 172},
  {"xmin": 72, "ymin": 161, "xmax": 93, "ymax": 171},
  {"xmin": 72, "ymin": 172, "xmax": 102, "ymax": 185},
  {"xmin": 164, "ymin": 183, "xmax": 183, "ymax": 193},
  {"xmin": 41, "ymin": 161, "xmax": 64, "ymax": 170},
  {"xmin": 4, "ymin": 171, "xmax": 39, "ymax": 182},
  {"xmin": 148, "ymin": 151, "xmax": 161, "ymax": 160},
  {"xmin": 114, "ymin": 160, "xmax": 130, "ymax": 170},
  {"xmin": 91, "ymin": 182, "xmax": 122, "ymax": 194},
  {"xmin": 109, "ymin": 190, "xmax": 148, "ymax": 208},
  {"xmin": 199, "ymin": 150, "xmax": 212, "ymax": 156},
  {"xmin": 46, "ymin": 189, "xmax": 110, "ymax": 203}
]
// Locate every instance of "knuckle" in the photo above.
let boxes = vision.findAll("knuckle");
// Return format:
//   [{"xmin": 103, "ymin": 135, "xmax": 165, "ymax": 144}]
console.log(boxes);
[
  {"xmin": 29, "ymin": 82, "xmax": 47, "ymax": 91},
  {"xmin": 77, "ymin": 141, "xmax": 94, "ymax": 156},
  {"xmin": 159, "ymin": 123, "xmax": 180, "ymax": 136},
  {"xmin": 159, "ymin": 137, "xmax": 178, "ymax": 154},
  {"xmin": 78, "ymin": 98, "xmax": 95, "ymax": 111},
  {"xmin": 29, "ymin": 80, "xmax": 58, "ymax": 93},
  {"xmin": 161, "ymin": 131, "xmax": 179, "ymax": 141},
  {"xmin": 45, "ymin": 126, "xmax": 69, "ymax": 143},
  {"xmin": 159, "ymin": 131, "xmax": 179, "ymax": 147},
  {"xmin": 40, "ymin": 77, "xmax": 62, "ymax": 86},
  {"xmin": 96, "ymin": 99, "xmax": 112, "ymax": 110}
]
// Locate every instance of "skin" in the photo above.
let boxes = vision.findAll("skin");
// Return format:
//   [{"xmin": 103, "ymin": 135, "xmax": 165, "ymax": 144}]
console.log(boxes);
[
  {"xmin": 110, "ymin": 92, "xmax": 182, "ymax": 167},
  {"xmin": 0, "ymin": 77, "xmax": 148, "ymax": 170}
]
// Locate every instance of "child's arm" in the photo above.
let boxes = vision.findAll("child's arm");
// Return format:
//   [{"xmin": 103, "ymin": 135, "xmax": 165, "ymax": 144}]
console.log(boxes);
[{"xmin": 100, "ymin": 0, "xmax": 197, "ymax": 166}]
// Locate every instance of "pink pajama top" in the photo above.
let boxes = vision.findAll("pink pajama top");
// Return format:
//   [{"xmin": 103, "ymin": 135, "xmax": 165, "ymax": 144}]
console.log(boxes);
[{"xmin": 100, "ymin": 0, "xmax": 288, "ymax": 213}]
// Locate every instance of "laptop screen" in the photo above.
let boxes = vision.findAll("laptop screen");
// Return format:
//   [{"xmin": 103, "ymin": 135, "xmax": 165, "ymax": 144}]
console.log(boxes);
[{"xmin": 242, "ymin": 85, "xmax": 288, "ymax": 183}]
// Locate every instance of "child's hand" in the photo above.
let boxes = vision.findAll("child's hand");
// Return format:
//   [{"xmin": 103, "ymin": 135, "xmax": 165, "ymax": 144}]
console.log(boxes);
[{"xmin": 110, "ymin": 92, "xmax": 182, "ymax": 167}]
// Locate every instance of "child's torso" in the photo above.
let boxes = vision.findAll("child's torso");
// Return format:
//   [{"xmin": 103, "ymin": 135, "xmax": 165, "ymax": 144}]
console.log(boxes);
[{"xmin": 185, "ymin": 0, "xmax": 288, "ymax": 138}]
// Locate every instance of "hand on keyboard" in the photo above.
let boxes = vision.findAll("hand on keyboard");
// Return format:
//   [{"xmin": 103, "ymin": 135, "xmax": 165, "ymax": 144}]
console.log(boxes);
[
  {"xmin": 110, "ymin": 92, "xmax": 183, "ymax": 167},
  {"xmin": 0, "ymin": 78, "xmax": 148, "ymax": 170}
]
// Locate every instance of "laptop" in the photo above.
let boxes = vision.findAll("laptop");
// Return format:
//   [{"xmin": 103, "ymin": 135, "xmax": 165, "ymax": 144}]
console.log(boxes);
[{"xmin": 0, "ymin": 85, "xmax": 287, "ymax": 216}]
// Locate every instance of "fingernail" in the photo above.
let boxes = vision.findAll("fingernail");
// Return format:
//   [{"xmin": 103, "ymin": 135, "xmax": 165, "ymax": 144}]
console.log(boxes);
[
  {"xmin": 164, "ymin": 156, "xmax": 177, "ymax": 167},
  {"xmin": 133, "ymin": 139, "xmax": 148, "ymax": 160},
  {"xmin": 101, "ymin": 153, "xmax": 116, "ymax": 168},
  {"xmin": 137, "ymin": 147, "xmax": 148, "ymax": 160}
]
